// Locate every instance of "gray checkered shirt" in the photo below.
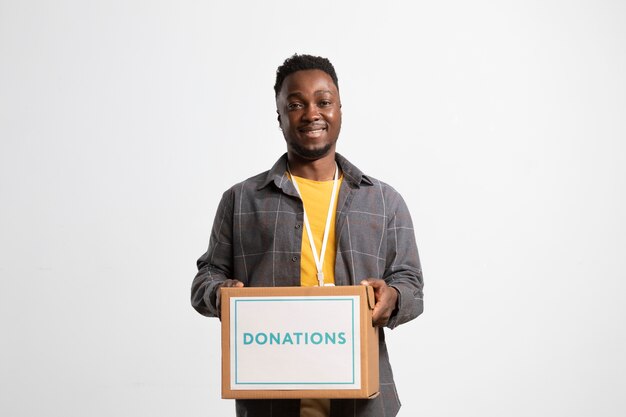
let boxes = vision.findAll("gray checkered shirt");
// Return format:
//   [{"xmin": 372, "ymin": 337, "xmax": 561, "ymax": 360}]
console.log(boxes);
[{"xmin": 192, "ymin": 153, "xmax": 424, "ymax": 417}]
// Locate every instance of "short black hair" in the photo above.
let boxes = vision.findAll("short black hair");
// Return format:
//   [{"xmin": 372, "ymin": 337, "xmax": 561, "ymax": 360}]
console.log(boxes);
[{"xmin": 274, "ymin": 54, "xmax": 339, "ymax": 97}]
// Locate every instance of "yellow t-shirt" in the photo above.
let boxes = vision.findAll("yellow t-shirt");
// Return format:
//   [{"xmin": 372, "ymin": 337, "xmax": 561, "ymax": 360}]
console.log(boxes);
[
  {"xmin": 289, "ymin": 174, "xmax": 343, "ymax": 287},
  {"xmin": 290, "ymin": 173, "xmax": 342, "ymax": 417}
]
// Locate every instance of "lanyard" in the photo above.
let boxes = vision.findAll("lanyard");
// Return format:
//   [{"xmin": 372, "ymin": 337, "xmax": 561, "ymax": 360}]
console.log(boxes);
[{"xmin": 288, "ymin": 163, "xmax": 339, "ymax": 287}]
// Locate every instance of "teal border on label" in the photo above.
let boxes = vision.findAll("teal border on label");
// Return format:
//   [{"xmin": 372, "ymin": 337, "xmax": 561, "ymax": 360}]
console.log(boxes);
[{"xmin": 233, "ymin": 297, "xmax": 357, "ymax": 386}]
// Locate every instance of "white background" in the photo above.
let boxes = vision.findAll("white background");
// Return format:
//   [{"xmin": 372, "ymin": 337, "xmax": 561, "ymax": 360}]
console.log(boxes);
[{"xmin": 1, "ymin": 1, "xmax": 625, "ymax": 416}]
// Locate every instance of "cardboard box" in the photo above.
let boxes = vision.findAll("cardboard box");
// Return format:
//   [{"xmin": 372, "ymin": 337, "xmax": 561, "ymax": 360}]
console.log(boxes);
[{"xmin": 220, "ymin": 285, "xmax": 379, "ymax": 399}]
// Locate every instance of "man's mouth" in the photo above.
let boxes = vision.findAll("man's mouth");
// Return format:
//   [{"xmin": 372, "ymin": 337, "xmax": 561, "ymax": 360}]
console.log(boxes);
[{"xmin": 298, "ymin": 124, "xmax": 327, "ymax": 137}]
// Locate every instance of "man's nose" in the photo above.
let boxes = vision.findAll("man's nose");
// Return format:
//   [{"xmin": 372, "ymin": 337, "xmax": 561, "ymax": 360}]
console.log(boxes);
[{"xmin": 302, "ymin": 104, "xmax": 321, "ymax": 121}]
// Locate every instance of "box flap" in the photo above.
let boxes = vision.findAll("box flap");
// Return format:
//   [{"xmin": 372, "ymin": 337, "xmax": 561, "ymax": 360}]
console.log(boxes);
[{"xmin": 365, "ymin": 286, "xmax": 375, "ymax": 310}]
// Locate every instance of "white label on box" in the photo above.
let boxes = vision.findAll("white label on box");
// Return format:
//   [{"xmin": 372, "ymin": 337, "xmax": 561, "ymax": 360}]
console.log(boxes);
[{"xmin": 230, "ymin": 295, "xmax": 361, "ymax": 390}]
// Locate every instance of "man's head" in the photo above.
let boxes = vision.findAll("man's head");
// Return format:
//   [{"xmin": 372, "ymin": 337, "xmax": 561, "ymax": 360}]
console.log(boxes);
[
  {"xmin": 275, "ymin": 54, "xmax": 342, "ymax": 162},
  {"xmin": 274, "ymin": 54, "xmax": 339, "ymax": 98}
]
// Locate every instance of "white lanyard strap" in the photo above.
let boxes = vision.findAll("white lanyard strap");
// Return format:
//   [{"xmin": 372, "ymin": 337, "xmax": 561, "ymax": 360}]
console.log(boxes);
[{"xmin": 288, "ymin": 163, "xmax": 339, "ymax": 287}]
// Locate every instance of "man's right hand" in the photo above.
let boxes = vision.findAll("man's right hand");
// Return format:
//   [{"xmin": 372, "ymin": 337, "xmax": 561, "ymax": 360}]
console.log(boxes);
[
  {"xmin": 216, "ymin": 279, "xmax": 244, "ymax": 317},
  {"xmin": 221, "ymin": 279, "xmax": 244, "ymax": 288}
]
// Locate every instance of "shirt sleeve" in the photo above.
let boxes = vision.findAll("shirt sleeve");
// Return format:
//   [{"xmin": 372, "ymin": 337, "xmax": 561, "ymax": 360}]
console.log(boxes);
[
  {"xmin": 383, "ymin": 192, "xmax": 424, "ymax": 329},
  {"xmin": 191, "ymin": 189, "xmax": 235, "ymax": 317}
]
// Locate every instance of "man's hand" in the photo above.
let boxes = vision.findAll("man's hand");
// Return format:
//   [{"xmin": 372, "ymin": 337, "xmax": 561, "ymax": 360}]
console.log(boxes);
[
  {"xmin": 221, "ymin": 279, "xmax": 244, "ymax": 288},
  {"xmin": 360, "ymin": 278, "xmax": 399, "ymax": 327},
  {"xmin": 216, "ymin": 279, "xmax": 244, "ymax": 316}
]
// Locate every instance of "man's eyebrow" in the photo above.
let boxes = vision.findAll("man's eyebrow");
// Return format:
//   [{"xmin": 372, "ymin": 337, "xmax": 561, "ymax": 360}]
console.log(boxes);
[{"xmin": 286, "ymin": 90, "xmax": 335, "ymax": 99}]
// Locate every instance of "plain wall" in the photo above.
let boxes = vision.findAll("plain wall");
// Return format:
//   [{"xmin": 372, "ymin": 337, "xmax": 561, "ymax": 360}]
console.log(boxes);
[{"xmin": 1, "ymin": 0, "xmax": 625, "ymax": 416}]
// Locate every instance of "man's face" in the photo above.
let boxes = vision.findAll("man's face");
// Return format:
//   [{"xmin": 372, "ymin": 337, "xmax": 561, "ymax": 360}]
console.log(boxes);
[{"xmin": 276, "ymin": 69, "xmax": 342, "ymax": 160}]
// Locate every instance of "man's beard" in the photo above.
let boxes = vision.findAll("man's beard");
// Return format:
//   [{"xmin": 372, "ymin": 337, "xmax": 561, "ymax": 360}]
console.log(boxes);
[{"xmin": 290, "ymin": 142, "xmax": 333, "ymax": 160}]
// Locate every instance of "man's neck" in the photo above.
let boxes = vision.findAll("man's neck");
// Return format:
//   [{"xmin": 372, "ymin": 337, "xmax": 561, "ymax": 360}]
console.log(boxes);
[{"xmin": 287, "ymin": 152, "xmax": 337, "ymax": 181}]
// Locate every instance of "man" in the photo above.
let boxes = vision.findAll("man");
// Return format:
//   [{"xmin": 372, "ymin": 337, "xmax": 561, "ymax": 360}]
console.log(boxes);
[{"xmin": 192, "ymin": 54, "xmax": 424, "ymax": 417}]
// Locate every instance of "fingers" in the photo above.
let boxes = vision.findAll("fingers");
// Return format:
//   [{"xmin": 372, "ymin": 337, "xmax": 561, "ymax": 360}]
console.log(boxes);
[
  {"xmin": 222, "ymin": 279, "xmax": 244, "ymax": 288},
  {"xmin": 216, "ymin": 279, "xmax": 244, "ymax": 318},
  {"xmin": 360, "ymin": 278, "xmax": 382, "ymax": 288},
  {"xmin": 360, "ymin": 278, "xmax": 398, "ymax": 327}
]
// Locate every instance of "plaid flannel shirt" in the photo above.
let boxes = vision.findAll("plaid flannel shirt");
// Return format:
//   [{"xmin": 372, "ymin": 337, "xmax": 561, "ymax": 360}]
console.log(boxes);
[{"xmin": 192, "ymin": 153, "xmax": 424, "ymax": 417}]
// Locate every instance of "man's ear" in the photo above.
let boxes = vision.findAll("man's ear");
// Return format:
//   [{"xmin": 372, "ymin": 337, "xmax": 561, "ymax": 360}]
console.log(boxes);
[{"xmin": 276, "ymin": 110, "xmax": 282, "ymax": 128}]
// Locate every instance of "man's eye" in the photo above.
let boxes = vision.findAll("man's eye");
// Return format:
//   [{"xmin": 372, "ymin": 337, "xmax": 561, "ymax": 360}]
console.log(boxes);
[
  {"xmin": 319, "ymin": 100, "xmax": 332, "ymax": 107},
  {"xmin": 287, "ymin": 103, "xmax": 303, "ymax": 110}
]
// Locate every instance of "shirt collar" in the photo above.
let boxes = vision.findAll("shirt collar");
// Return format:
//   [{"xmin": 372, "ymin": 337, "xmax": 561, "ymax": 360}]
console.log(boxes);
[{"xmin": 257, "ymin": 152, "xmax": 373, "ymax": 191}]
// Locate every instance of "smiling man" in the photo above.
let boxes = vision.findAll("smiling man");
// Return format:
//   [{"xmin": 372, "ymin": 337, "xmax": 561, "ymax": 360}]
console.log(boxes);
[
  {"xmin": 278, "ymin": 67, "xmax": 342, "ymax": 165},
  {"xmin": 192, "ymin": 54, "xmax": 424, "ymax": 417}
]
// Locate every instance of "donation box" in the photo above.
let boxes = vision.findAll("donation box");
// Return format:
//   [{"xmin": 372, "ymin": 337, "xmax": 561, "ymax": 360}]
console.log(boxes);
[{"xmin": 220, "ymin": 285, "xmax": 379, "ymax": 399}]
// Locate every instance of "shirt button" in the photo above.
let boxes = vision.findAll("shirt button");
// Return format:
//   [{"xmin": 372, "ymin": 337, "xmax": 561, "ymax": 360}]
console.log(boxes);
[
  {"xmin": 295, "ymin": 224, "xmax": 301, "ymax": 229},
  {"xmin": 291, "ymin": 256, "xmax": 298, "ymax": 262}
]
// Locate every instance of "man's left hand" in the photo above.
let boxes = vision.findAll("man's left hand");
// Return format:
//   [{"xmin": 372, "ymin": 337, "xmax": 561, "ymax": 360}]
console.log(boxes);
[{"xmin": 360, "ymin": 278, "xmax": 399, "ymax": 327}]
